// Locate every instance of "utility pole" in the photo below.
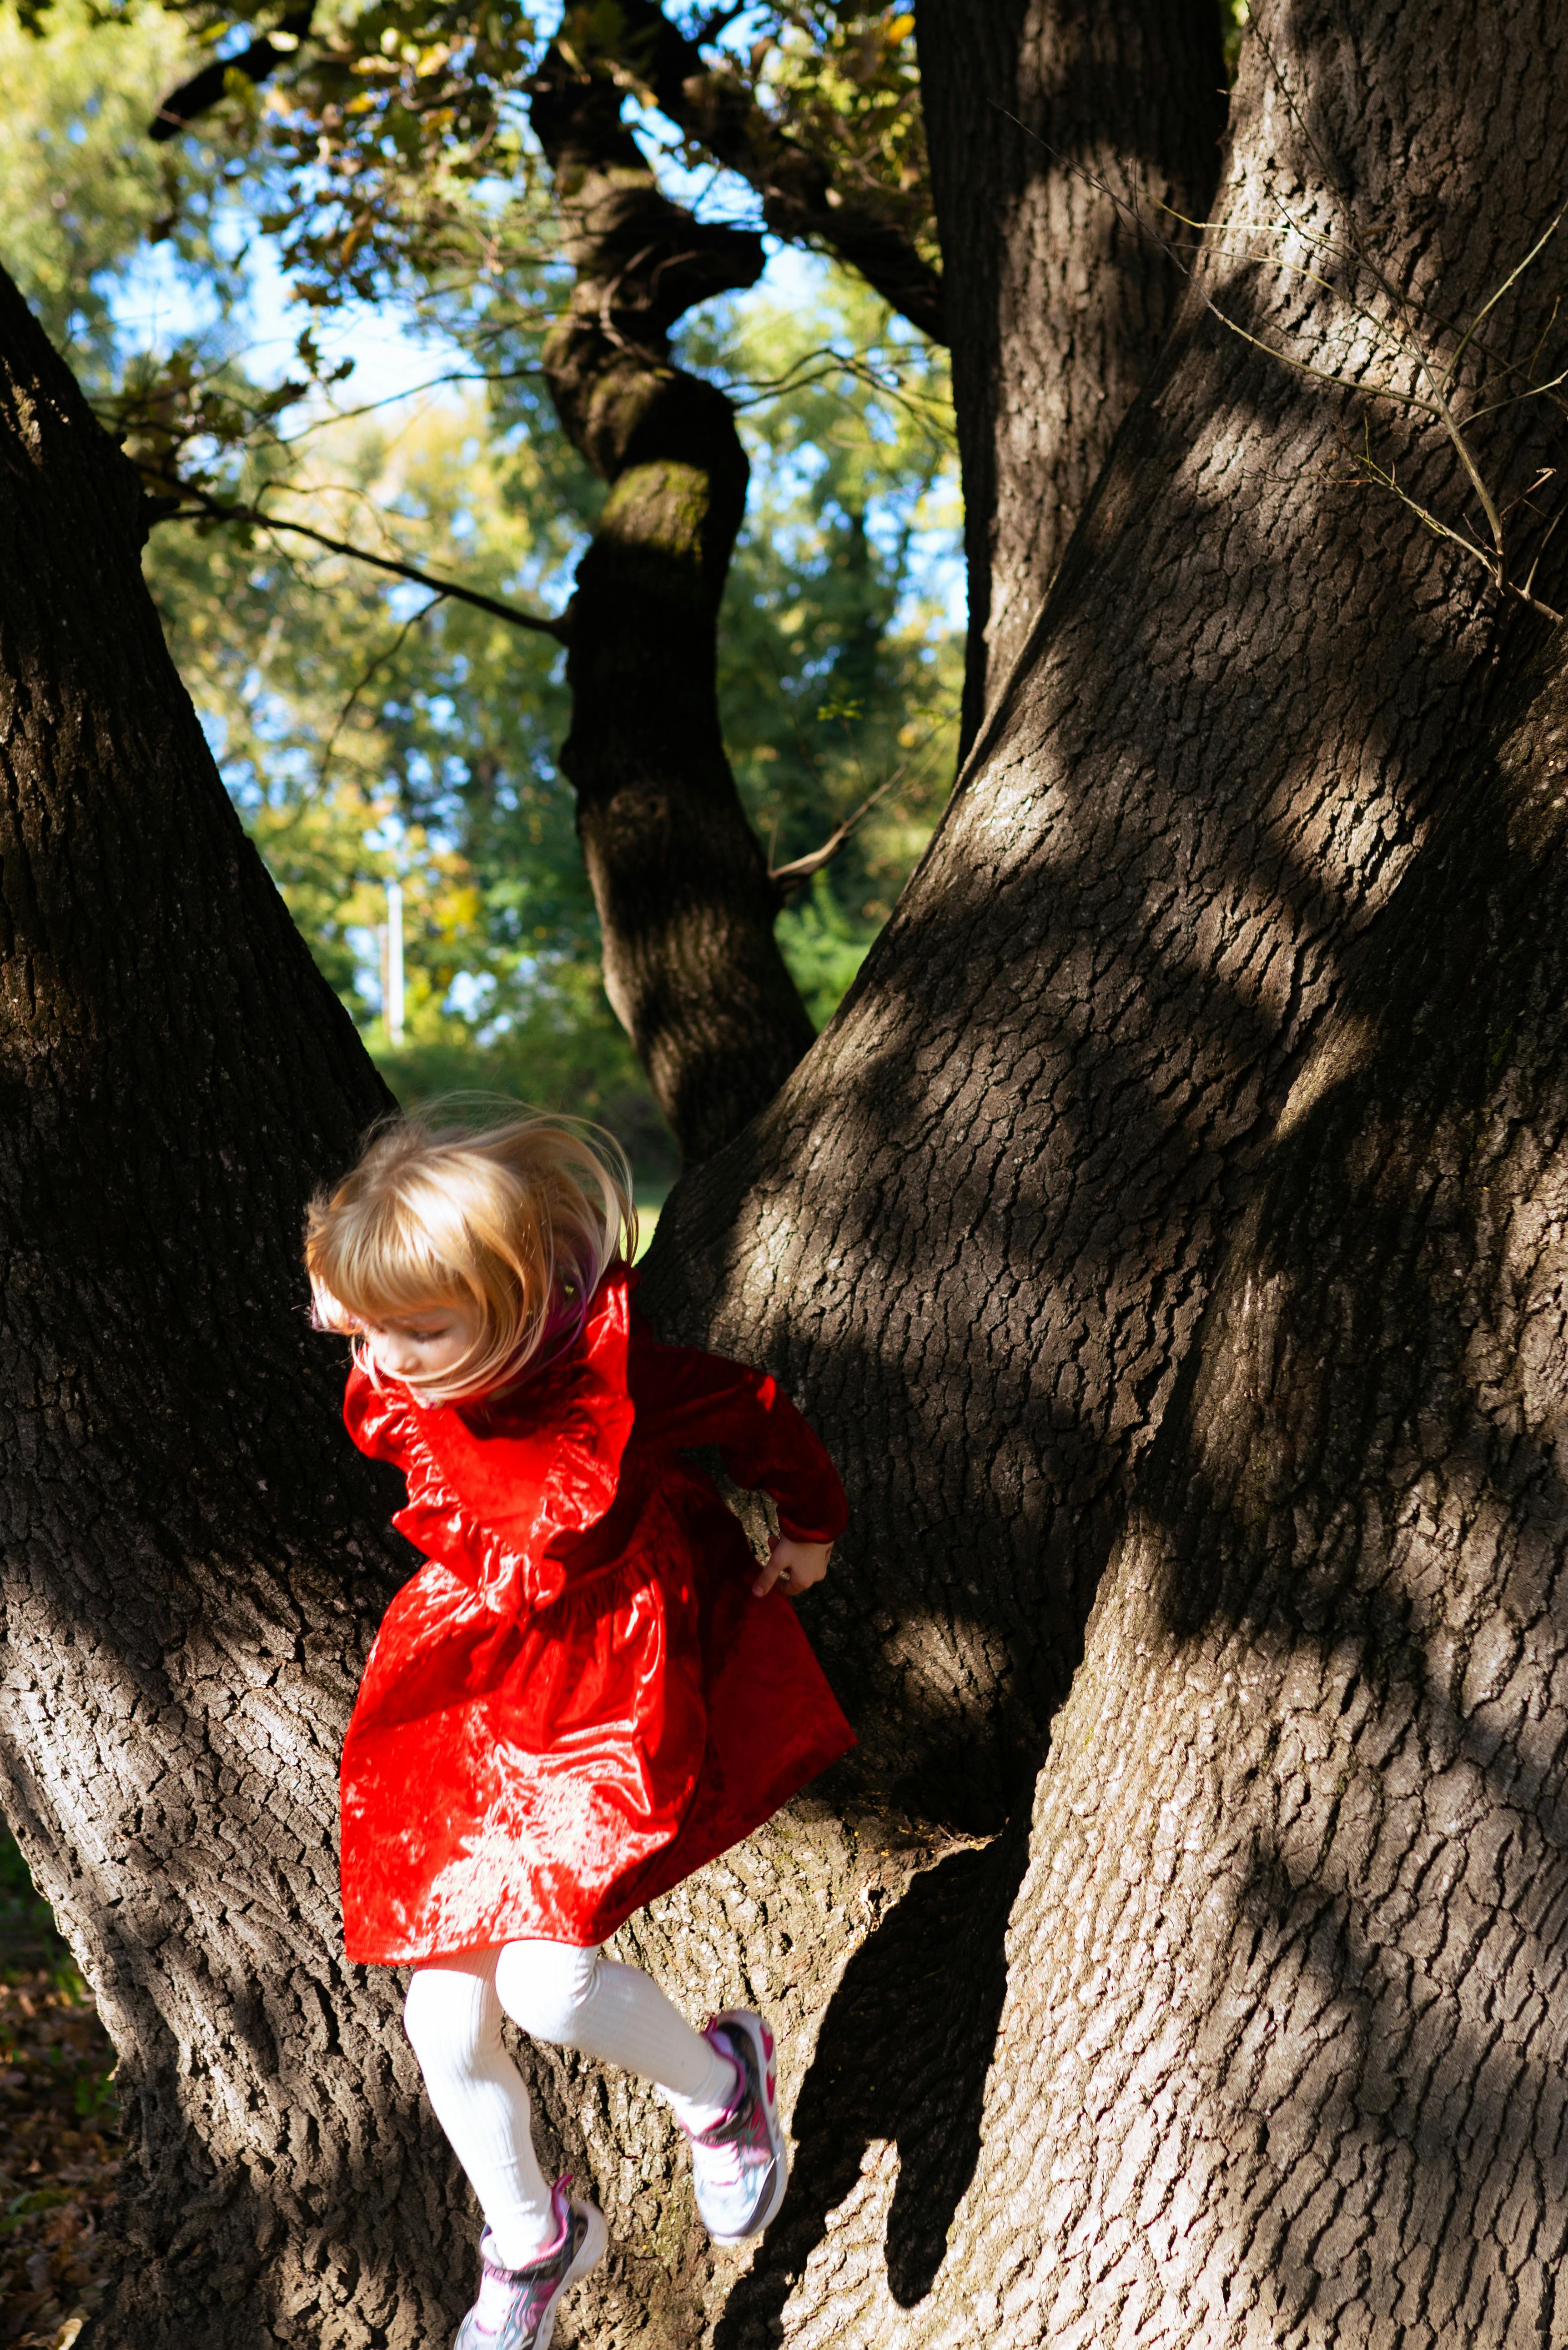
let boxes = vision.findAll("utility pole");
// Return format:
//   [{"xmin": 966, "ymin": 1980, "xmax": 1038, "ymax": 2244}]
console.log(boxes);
[{"xmin": 386, "ymin": 879, "xmax": 405, "ymax": 1046}]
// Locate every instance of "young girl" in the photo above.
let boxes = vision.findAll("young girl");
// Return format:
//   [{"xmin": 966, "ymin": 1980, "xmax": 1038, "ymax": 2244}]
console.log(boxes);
[{"xmin": 306, "ymin": 1109, "xmax": 851, "ymax": 2350}]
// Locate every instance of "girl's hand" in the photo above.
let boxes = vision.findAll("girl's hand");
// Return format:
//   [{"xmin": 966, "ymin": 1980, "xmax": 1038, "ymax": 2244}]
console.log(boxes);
[{"xmin": 753, "ymin": 1535, "xmax": 833, "ymax": 1600}]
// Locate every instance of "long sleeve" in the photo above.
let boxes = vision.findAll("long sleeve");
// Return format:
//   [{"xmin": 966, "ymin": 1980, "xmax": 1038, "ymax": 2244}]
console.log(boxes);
[{"xmin": 628, "ymin": 1320, "xmax": 848, "ymax": 1545}]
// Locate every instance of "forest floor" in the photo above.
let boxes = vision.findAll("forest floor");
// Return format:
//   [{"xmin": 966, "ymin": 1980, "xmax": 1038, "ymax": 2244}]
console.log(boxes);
[{"xmin": 0, "ymin": 1834, "xmax": 122, "ymax": 2350}]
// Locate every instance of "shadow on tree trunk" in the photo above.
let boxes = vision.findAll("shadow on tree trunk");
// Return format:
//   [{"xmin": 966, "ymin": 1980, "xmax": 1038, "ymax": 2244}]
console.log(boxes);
[
  {"xmin": 712, "ymin": 1814, "xmax": 1030, "ymax": 2346},
  {"xmin": 927, "ymin": 619, "xmax": 1568, "ymax": 2341}
]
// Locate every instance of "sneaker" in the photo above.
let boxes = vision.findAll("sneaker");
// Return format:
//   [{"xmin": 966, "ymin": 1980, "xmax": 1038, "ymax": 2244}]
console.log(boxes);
[
  {"xmin": 681, "ymin": 2009, "xmax": 788, "ymax": 2243},
  {"xmin": 453, "ymin": 2176, "xmax": 607, "ymax": 2350}
]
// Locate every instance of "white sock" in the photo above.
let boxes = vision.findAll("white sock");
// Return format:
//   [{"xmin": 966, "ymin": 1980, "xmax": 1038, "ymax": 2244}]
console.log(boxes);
[{"xmin": 403, "ymin": 1953, "xmax": 558, "ymax": 2269}]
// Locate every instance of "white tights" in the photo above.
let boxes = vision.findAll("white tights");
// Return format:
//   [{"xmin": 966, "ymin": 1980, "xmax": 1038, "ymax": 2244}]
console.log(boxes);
[{"xmin": 403, "ymin": 1942, "xmax": 739, "ymax": 2265}]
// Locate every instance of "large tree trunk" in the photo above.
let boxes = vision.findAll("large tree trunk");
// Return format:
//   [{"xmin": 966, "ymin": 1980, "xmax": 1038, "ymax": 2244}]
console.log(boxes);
[
  {"xmin": 613, "ymin": 1, "xmax": 1568, "ymax": 2339},
  {"xmin": 917, "ymin": 0, "xmax": 1226, "ymax": 749},
  {"xmin": 652, "ymin": 0, "xmax": 1568, "ymax": 1826},
  {"xmin": 947, "ymin": 588, "xmax": 1568, "ymax": 2349}
]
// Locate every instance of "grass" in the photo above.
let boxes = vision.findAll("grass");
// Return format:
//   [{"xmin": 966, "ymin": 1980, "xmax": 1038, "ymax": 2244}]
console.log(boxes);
[{"xmin": 633, "ymin": 1196, "xmax": 663, "ymax": 1261}]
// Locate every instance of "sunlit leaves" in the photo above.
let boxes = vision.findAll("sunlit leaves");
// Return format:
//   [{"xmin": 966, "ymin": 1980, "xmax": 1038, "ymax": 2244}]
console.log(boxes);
[
  {"xmin": 744, "ymin": 4, "xmax": 933, "ymax": 257},
  {"xmin": 700, "ymin": 270, "xmax": 960, "ymax": 961},
  {"xmin": 0, "ymin": 0, "xmax": 237, "ymax": 377}
]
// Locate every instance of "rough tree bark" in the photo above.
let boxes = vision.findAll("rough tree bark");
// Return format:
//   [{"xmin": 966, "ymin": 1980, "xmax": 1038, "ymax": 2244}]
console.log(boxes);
[
  {"xmin": 917, "ymin": 0, "xmax": 1226, "ymax": 748},
  {"xmin": 947, "ymin": 592, "xmax": 1568, "ymax": 2349},
  {"xmin": 654, "ymin": 0, "xmax": 1568, "ymax": 1824},
  {"xmin": 0, "ymin": 251, "xmax": 903, "ymax": 2348},
  {"xmin": 599, "ymin": 2, "xmax": 1568, "ymax": 2340},
  {"xmin": 528, "ymin": 42, "xmax": 819, "ymax": 1164}
]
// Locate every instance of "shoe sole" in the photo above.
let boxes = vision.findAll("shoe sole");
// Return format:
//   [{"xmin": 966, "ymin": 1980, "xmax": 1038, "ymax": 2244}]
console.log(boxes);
[
  {"xmin": 534, "ymin": 2201, "xmax": 608, "ymax": 2350},
  {"xmin": 705, "ymin": 2009, "xmax": 789, "ymax": 2245}
]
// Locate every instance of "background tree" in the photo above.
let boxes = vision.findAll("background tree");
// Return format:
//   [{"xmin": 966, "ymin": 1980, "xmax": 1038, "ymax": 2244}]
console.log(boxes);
[
  {"xmin": 132, "ymin": 0, "xmax": 953, "ymax": 1152},
  {"xmin": 116, "ymin": 0, "xmax": 1220, "ymax": 1153},
  {"xmin": 0, "ymin": 0, "xmax": 963, "ymax": 1192}
]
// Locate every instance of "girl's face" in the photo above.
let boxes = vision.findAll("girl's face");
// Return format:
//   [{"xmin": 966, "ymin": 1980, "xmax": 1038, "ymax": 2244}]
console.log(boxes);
[{"xmin": 358, "ymin": 1298, "xmax": 482, "ymax": 1388}]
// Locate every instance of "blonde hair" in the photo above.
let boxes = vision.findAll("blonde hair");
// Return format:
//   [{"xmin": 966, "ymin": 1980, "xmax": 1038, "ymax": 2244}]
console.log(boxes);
[{"xmin": 304, "ymin": 1101, "xmax": 636, "ymax": 1404}]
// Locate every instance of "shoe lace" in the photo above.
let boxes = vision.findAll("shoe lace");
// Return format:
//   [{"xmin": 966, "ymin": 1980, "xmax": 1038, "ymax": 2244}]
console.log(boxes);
[{"xmin": 699, "ymin": 2091, "xmax": 764, "ymax": 2189}]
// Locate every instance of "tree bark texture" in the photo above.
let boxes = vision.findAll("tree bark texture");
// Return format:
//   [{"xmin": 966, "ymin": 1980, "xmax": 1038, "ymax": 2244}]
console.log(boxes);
[
  {"xmin": 609, "ymin": 5, "xmax": 1568, "ymax": 2339},
  {"xmin": 917, "ymin": 0, "xmax": 1227, "ymax": 750},
  {"xmin": 946, "ymin": 603, "xmax": 1568, "ymax": 2348},
  {"xmin": 652, "ymin": 0, "xmax": 1568, "ymax": 1828},
  {"xmin": 0, "ymin": 264, "xmax": 660, "ymax": 2350},
  {"xmin": 532, "ymin": 53, "xmax": 819, "ymax": 1165}
]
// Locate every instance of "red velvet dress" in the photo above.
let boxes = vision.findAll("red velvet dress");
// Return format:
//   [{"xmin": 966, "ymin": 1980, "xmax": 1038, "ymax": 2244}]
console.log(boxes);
[{"xmin": 337, "ymin": 1265, "xmax": 852, "ymax": 1964}]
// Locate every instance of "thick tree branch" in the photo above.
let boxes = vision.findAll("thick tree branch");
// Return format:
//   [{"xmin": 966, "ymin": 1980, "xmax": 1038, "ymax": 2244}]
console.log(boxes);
[
  {"xmin": 148, "ymin": 5, "xmax": 314, "ymax": 141},
  {"xmin": 604, "ymin": 0, "xmax": 945, "ymax": 341}
]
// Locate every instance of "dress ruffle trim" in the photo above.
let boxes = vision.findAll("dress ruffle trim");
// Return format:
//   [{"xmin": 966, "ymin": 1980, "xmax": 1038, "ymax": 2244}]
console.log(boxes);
[{"xmin": 342, "ymin": 1266, "xmax": 638, "ymax": 1616}]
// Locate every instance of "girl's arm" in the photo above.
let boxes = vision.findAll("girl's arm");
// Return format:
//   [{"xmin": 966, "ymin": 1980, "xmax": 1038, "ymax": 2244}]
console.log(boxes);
[{"xmin": 628, "ymin": 1321, "xmax": 848, "ymax": 1548}]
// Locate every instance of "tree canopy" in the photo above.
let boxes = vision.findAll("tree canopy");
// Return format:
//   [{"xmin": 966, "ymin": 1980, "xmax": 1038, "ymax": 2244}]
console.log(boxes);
[{"xmin": 0, "ymin": 0, "xmax": 963, "ymax": 1184}]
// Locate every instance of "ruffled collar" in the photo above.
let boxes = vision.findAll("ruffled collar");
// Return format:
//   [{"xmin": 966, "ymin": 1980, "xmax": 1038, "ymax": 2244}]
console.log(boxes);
[{"xmin": 343, "ymin": 1265, "xmax": 639, "ymax": 1606}]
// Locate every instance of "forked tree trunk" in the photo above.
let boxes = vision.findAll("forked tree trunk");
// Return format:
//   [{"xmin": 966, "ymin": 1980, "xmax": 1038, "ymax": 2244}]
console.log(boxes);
[
  {"xmin": 917, "ymin": 0, "xmax": 1226, "ymax": 748},
  {"xmin": 614, "ymin": 3, "xmax": 1568, "ymax": 2340},
  {"xmin": 0, "ymin": 242, "xmax": 989, "ymax": 2350}
]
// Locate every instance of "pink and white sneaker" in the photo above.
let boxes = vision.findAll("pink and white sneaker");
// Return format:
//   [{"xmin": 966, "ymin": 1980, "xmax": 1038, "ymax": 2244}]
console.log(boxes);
[
  {"xmin": 681, "ymin": 2009, "xmax": 788, "ymax": 2243},
  {"xmin": 453, "ymin": 2175, "xmax": 607, "ymax": 2350}
]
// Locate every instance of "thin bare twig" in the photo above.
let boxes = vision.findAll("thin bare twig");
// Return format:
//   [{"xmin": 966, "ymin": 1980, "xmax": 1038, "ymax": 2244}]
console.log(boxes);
[
  {"xmin": 320, "ymin": 593, "xmax": 446, "ymax": 791},
  {"xmin": 769, "ymin": 712, "xmax": 955, "ymax": 896},
  {"xmin": 992, "ymin": 91, "xmax": 1565, "ymax": 625},
  {"xmin": 1442, "ymin": 208, "xmax": 1567, "ymax": 397},
  {"xmin": 1244, "ymin": 21, "xmax": 1559, "ymax": 608},
  {"xmin": 770, "ymin": 773, "xmax": 899, "ymax": 894},
  {"xmin": 150, "ymin": 472, "xmax": 570, "ymax": 641}
]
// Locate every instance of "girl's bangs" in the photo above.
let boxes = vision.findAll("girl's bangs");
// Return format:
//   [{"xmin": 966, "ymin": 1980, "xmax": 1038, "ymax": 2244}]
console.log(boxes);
[{"xmin": 325, "ymin": 1219, "xmax": 481, "ymax": 1329}]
